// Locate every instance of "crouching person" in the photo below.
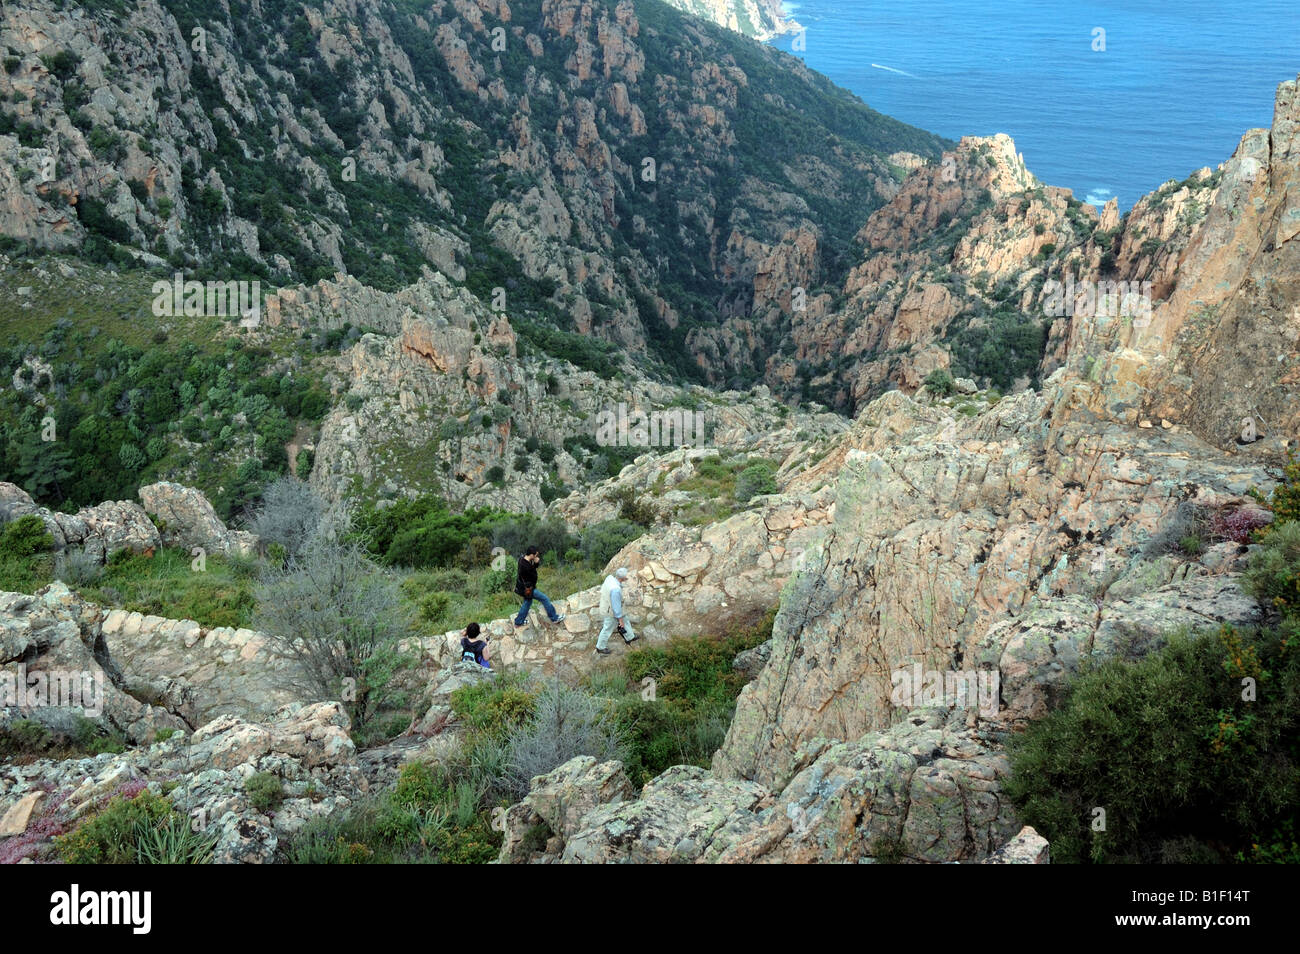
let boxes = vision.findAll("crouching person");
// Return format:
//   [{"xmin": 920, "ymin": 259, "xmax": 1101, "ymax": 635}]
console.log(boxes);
[
  {"xmin": 460, "ymin": 622, "xmax": 492, "ymax": 670},
  {"xmin": 596, "ymin": 567, "xmax": 637, "ymax": 655}
]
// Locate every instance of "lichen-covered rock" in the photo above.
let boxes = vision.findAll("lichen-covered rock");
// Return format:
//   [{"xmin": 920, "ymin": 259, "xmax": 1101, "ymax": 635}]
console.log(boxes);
[
  {"xmin": 497, "ymin": 755, "xmax": 636, "ymax": 863},
  {"xmin": 981, "ymin": 826, "xmax": 1050, "ymax": 864},
  {"xmin": 557, "ymin": 764, "xmax": 769, "ymax": 864},
  {"xmin": 408, "ymin": 661, "xmax": 495, "ymax": 737},
  {"xmin": 709, "ymin": 711, "xmax": 1018, "ymax": 864},
  {"xmin": 0, "ymin": 702, "xmax": 364, "ymax": 864},
  {"xmin": 1, "ymin": 584, "xmax": 186, "ymax": 744},
  {"xmin": 0, "ymin": 483, "xmax": 159, "ymax": 563},
  {"xmin": 714, "ymin": 381, "xmax": 1272, "ymax": 790},
  {"xmin": 137, "ymin": 481, "xmax": 258, "ymax": 558},
  {"xmin": 732, "ymin": 638, "xmax": 772, "ymax": 680}
]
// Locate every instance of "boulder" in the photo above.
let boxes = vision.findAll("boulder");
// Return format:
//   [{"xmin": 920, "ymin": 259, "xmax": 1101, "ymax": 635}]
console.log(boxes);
[
  {"xmin": 982, "ymin": 826, "xmax": 1051, "ymax": 864},
  {"xmin": 138, "ymin": 481, "xmax": 258, "ymax": 557},
  {"xmin": 497, "ymin": 755, "xmax": 636, "ymax": 863},
  {"xmin": 0, "ymin": 703, "xmax": 365, "ymax": 864}
]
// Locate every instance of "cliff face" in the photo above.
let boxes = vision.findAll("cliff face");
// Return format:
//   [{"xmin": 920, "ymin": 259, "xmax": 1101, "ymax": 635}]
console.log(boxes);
[
  {"xmin": 488, "ymin": 78, "xmax": 1299, "ymax": 864},
  {"xmin": 0, "ymin": 0, "xmax": 944, "ymax": 382},
  {"xmin": 742, "ymin": 76, "xmax": 1299, "ymax": 442},
  {"xmin": 657, "ymin": 0, "xmax": 799, "ymax": 41}
]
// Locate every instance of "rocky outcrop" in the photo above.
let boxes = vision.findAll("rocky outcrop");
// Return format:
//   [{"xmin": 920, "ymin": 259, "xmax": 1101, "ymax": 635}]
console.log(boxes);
[
  {"xmin": 0, "ymin": 480, "xmax": 251, "ymax": 564},
  {"xmin": 497, "ymin": 755, "xmax": 636, "ymax": 863},
  {"xmin": 982, "ymin": 826, "xmax": 1050, "ymax": 864},
  {"xmin": 99, "ymin": 604, "xmax": 302, "ymax": 727},
  {"xmin": 1, "ymin": 582, "xmax": 303, "ymax": 741},
  {"xmin": 658, "ymin": 0, "xmax": 800, "ymax": 41},
  {"xmin": 497, "ymin": 709, "xmax": 1037, "ymax": 864},
  {"xmin": 0, "ymin": 482, "xmax": 159, "ymax": 563},
  {"xmin": 274, "ymin": 268, "xmax": 844, "ymax": 511},
  {"xmin": 1068, "ymin": 76, "xmax": 1300, "ymax": 453},
  {"xmin": 0, "ymin": 702, "xmax": 364, "ymax": 864},
  {"xmin": 715, "ymin": 377, "xmax": 1271, "ymax": 790},
  {"xmin": 1, "ymin": 584, "xmax": 186, "ymax": 744},
  {"xmin": 138, "ymin": 482, "xmax": 258, "ymax": 558}
]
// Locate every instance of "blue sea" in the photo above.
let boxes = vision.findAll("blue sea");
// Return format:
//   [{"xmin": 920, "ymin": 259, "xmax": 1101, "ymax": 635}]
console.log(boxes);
[{"xmin": 769, "ymin": 1, "xmax": 1299, "ymax": 209}]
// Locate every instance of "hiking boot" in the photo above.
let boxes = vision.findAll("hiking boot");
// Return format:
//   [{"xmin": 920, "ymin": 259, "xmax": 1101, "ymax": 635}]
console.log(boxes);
[
  {"xmin": 551, "ymin": 614, "xmax": 566, "ymax": 624},
  {"xmin": 595, "ymin": 647, "xmax": 612, "ymax": 655},
  {"xmin": 622, "ymin": 633, "xmax": 638, "ymax": 644},
  {"xmin": 514, "ymin": 621, "xmax": 528, "ymax": 629}
]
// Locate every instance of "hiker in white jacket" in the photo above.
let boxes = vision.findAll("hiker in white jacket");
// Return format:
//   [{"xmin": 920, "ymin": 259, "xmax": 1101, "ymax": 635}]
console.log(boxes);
[{"xmin": 596, "ymin": 567, "xmax": 637, "ymax": 654}]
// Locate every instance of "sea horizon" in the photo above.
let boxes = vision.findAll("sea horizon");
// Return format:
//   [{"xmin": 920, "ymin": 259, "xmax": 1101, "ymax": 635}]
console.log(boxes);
[{"xmin": 765, "ymin": 0, "xmax": 1299, "ymax": 210}]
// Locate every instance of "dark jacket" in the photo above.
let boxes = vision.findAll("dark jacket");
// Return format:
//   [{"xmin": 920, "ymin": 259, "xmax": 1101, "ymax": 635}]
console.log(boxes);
[
  {"xmin": 515, "ymin": 555, "xmax": 538, "ymax": 597},
  {"xmin": 461, "ymin": 637, "xmax": 487, "ymax": 665}
]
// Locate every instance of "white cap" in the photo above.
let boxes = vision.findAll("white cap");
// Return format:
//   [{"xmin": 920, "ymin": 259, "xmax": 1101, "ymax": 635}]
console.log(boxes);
[{"xmin": 615, "ymin": 567, "xmax": 630, "ymax": 579}]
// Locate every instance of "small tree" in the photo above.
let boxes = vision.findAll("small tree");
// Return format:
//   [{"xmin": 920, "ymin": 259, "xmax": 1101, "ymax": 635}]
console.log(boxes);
[
  {"xmin": 254, "ymin": 532, "xmax": 416, "ymax": 732},
  {"xmin": 923, "ymin": 368, "xmax": 956, "ymax": 397},
  {"xmin": 734, "ymin": 463, "xmax": 778, "ymax": 504},
  {"xmin": 504, "ymin": 681, "xmax": 625, "ymax": 797},
  {"xmin": 246, "ymin": 475, "xmax": 324, "ymax": 558}
]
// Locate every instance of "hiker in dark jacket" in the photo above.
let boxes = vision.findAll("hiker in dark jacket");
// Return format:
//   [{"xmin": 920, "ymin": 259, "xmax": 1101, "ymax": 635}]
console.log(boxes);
[
  {"xmin": 514, "ymin": 545, "xmax": 565, "ymax": 628},
  {"xmin": 460, "ymin": 622, "xmax": 491, "ymax": 669}
]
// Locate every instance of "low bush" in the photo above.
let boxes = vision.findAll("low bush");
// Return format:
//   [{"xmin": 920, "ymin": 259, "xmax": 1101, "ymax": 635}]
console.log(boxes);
[
  {"xmin": 1242, "ymin": 520, "xmax": 1300, "ymax": 619},
  {"xmin": 923, "ymin": 368, "xmax": 955, "ymax": 397},
  {"xmin": 56, "ymin": 790, "xmax": 213, "ymax": 864},
  {"xmin": 53, "ymin": 547, "xmax": 103, "ymax": 585},
  {"xmin": 1004, "ymin": 624, "xmax": 1299, "ymax": 863},
  {"xmin": 0, "ymin": 515, "xmax": 53, "ymax": 559},
  {"xmin": 578, "ymin": 518, "xmax": 644, "ymax": 567},
  {"xmin": 244, "ymin": 772, "xmax": 285, "ymax": 814},
  {"xmin": 503, "ymin": 680, "xmax": 625, "ymax": 797},
  {"xmin": 734, "ymin": 463, "xmax": 777, "ymax": 504}
]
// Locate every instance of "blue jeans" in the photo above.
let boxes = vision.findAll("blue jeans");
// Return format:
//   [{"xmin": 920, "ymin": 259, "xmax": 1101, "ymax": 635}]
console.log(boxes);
[{"xmin": 515, "ymin": 590, "xmax": 560, "ymax": 625}]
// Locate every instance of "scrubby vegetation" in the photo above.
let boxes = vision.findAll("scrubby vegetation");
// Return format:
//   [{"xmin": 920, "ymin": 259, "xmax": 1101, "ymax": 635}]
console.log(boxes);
[
  {"xmin": 0, "ymin": 319, "xmax": 332, "ymax": 520},
  {"xmin": 656, "ymin": 453, "xmax": 783, "ymax": 524},
  {"xmin": 1008, "ymin": 460, "xmax": 1300, "ymax": 863},
  {"xmin": 55, "ymin": 788, "xmax": 216, "ymax": 864},
  {"xmin": 0, "ymin": 715, "xmax": 127, "ymax": 762},
  {"xmin": 285, "ymin": 609, "xmax": 774, "ymax": 862}
]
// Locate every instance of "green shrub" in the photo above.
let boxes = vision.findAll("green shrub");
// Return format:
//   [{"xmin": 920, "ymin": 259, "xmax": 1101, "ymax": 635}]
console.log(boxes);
[
  {"xmin": 1243, "ymin": 520, "xmax": 1300, "ymax": 618},
  {"xmin": 613, "ymin": 610, "xmax": 774, "ymax": 785},
  {"xmin": 0, "ymin": 718, "xmax": 52, "ymax": 758},
  {"xmin": 415, "ymin": 591, "xmax": 452, "ymax": 625},
  {"xmin": 392, "ymin": 761, "xmax": 442, "ymax": 808},
  {"xmin": 0, "ymin": 515, "xmax": 53, "ymax": 559},
  {"xmin": 578, "ymin": 518, "xmax": 643, "ymax": 567},
  {"xmin": 244, "ymin": 772, "xmax": 285, "ymax": 813},
  {"xmin": 734, "ymin": 463, "xmax": 777, "ymax": 505},
  {"xmin": 923, "ymin": 368, "xmax": 955, "ymax": 397},
  {"xmin": 451, "ymin": 676, "xmax": 537, "ymax": 747},
  {"xmin": 1005, "ymin": 625, "xmax": 1300, "ymax": 863},
  {"xmin": 1249, "ymin": 449, "xmax": 1300, "ymax": 529},
  {"xmin": 480, "ymin": 567, "xmax": 514, "ymax": 595},
  {"xmin": 607, "ymin": 487, "xmax": 658, "ymax": 527},
  {"xmin": 428, "ymin": 814, "xmax": 499, "ymax": 864},
  {"xmin": 56, "ymin": 790, "xmax": 177, "ymax": 864},
  {"xmin": 70, "ymin": 716, "xmax": 125, "ymax": 755}
]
